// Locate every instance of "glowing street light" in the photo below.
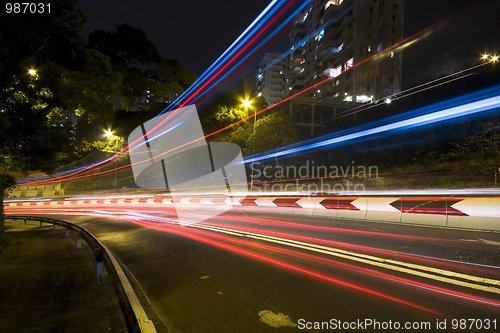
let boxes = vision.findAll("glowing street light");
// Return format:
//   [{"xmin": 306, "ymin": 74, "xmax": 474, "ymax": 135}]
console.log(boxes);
[
  {"xmin": 492, "ymin": 56, "xmax": 498, "ymax": 62},
  {"xmin": 482, "ymin": 54, "xmax": 489, "ymax": 60},
  {"xmin": 242, "ymin": 99, "xmax": 251, "ymax": 108},
  {"xmin": 28, "ymin": 69, "xmax": 36, "ymax": 75},
  {"xmin": 105, "ymin": 130, "xmax": 114, "ymax": 139}
]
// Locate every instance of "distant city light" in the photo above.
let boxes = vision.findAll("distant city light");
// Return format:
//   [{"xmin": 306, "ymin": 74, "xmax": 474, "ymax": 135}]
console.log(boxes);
[{"xmin": 385, "ymin": 98, "xmax": 392, "ymax": 104}]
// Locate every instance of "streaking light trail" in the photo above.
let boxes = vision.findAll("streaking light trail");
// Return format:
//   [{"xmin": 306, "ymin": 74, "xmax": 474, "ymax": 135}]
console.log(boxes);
[{"xmin": 162, "ymin": 0, "xmax": 286, "ymax": 113}]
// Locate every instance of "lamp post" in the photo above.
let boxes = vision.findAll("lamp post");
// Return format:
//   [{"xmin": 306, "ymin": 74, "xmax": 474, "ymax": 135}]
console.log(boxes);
[
  {"xmin": 243, "ymin": 99, "xmax": 256, "ymax": 191},
  {"xmin": 103, "ymin": 130, "xmax": 118, "ymax": 193}
]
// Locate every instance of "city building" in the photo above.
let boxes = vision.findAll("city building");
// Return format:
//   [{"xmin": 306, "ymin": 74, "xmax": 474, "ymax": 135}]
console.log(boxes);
[
  {"xmin": 287, "ymin": 0, "xmax": 404, "ymax": 102},
  {"xmin": 256, "ymin": 52, "xmax": 288, "ymax": 106},
  {"xmin": 129, "ymin": 89, "xmax": 169, "ymax": 112}
]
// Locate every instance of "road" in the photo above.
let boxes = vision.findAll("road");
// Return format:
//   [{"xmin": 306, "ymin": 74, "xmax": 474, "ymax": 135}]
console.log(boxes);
[{"xmin": 6, "ymin": 199, "xmax": 500, "ymax": 332}]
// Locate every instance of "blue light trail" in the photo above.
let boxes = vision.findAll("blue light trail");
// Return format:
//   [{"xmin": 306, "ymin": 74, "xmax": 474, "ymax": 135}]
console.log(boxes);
[
  {"xmin": 163, "ymin": 0, "xmax": 286, "ymax": 112},
  {"xmin": 187, "ymin": 1, "xmax": 312, "ymax": 106},
  {"xmin": 241, "ymin": 86, "xmax": 500, "ymax": 164}
]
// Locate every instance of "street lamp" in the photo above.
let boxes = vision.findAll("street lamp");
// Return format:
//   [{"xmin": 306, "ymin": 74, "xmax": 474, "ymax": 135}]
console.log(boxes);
[
  {"xmin": 492, "ymin": 56, "xmax": 499, "ymax": 62},
  {"xmin": 103, "ymin": 130, "xmax": 117, "ymax": 192},
  {"xmin": 28, "ymin": 69, "xmax": 36, "ymax": 75}
]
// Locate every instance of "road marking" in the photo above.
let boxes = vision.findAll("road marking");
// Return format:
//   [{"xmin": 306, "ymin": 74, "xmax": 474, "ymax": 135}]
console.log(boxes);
[
  {"xmin": 181, "ymin": 222, "xmax": 500, "ymax": 295},
  {"xmin": 459, "ymin": 238, "xmax": 500, "ymax": 246}
]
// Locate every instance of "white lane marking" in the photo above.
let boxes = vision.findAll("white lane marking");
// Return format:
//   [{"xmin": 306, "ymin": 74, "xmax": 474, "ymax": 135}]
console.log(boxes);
[
  {"xmin": 181, "ymin": 222, "xmax": 500, "ymax": 295},
  {"xmin": 459, "ymin": 238, "xmax": 500, "ymax": 246}
]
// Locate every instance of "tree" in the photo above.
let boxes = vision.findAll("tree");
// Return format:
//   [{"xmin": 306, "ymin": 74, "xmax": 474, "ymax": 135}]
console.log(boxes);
[
  {"xmin": 0, "ymin": 173, "xmax": 16, "ymax": 244},
  {"xmin": 246, "ymin": 113, "xmax": 298, "ymax": 155},
  {"xmin": 0, "ymin": 0, "xmax": 123, "ymax": 241},
  {"xmin": 88, "ymin": 24, "xmax": 196, "ymax": 111},
  {"xmin": 438, "ymin": 122, "xmax": 500, "ymax": 174}
]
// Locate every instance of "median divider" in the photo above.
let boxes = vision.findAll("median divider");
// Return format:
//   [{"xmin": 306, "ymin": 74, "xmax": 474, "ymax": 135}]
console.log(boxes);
[
  {"xmin": 6, "ymin": 195, "xmax": 500, "ymax": 231},
  {"xmin": 6, "ymin": 214, "xmax": 157, "ymax": 333}
]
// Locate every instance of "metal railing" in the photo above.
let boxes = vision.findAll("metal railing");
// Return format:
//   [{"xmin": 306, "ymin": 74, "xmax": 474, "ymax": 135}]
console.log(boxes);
[{"xmin": 7, "ymin": 215, "xmax": 157, "ymax": 333}]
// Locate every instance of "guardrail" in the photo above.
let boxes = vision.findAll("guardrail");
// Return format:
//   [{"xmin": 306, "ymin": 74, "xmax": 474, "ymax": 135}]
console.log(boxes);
[{"xmin": 6, "ymin": 215, "xmax": 157, "ymax": 333}]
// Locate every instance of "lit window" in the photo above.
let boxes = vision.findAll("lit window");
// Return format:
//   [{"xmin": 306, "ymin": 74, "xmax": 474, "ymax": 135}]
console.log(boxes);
[
  {"xmin": 345, "ymin": 57, "xmax": 354, "ymax": 69},
  {"xmin": 325, "ymin": 0, "xmax": 343, "ymax": 9},
  {"xmin": 368, "ymin": 45, "xmax": 371, "ymax": 52},
  {"xmin": 335, "ymin": 66, "xmax": 342, "ymax": 76},
  {"xmin": 390, "ymin": 52, "xmax": 394, "ymax": 58}
]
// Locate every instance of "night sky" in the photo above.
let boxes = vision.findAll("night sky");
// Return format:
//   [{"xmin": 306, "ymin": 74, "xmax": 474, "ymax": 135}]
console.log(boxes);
[{"xmin": 76, "ymin": 0, "xmax": 500, "ymax": 87}]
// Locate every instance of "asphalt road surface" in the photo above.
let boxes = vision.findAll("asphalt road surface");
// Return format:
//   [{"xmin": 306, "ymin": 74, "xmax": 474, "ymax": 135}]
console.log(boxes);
[{"xmin": 7, "ymin": 203, "xmax": 500, "ymax": 332}]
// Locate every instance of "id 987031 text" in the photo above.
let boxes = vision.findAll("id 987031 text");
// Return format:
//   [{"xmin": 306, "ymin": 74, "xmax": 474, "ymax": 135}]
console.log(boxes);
[{"xmin": 5, "ymin": 3, "xmax": 51, "ymax": 14}]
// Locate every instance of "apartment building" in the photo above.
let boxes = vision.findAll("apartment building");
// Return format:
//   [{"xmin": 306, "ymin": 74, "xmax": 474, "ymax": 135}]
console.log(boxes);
[
  {"xmin": 287, "ymin": 0, "xmax": 404, "ymax": 102},
  {"xmin": 256, "ymin": 52, "xmax": 288, "ymax": 106}
]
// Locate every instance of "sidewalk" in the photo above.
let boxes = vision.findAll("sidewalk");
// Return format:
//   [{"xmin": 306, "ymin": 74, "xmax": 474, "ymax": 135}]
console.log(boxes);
[{"xmin": 0, "ymin": 220, "xmax": 128, "ymax": 333}]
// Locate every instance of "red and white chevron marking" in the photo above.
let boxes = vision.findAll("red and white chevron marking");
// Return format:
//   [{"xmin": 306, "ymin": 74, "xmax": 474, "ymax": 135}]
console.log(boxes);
[{"xmin": 6, "ymin": 196, "xmax": 500, "ymax": 218}]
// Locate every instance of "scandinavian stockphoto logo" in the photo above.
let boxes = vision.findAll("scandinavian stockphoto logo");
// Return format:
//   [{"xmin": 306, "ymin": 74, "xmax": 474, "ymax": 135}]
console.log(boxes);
[{"xmin": 128, "ymin": 105, "xmax": 248, "ymax": 222}]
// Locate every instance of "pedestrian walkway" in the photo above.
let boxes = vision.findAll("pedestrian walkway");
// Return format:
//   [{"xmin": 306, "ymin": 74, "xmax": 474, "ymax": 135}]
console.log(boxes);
[{"xmin": 0, "ymin": 220, "xmax": 127, "ymax": 333}]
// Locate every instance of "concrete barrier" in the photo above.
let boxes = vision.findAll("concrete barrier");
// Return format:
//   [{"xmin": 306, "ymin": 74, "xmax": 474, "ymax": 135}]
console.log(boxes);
[{"xmin": 5, "ymin": 195, "xmax": 500, "ymax": 231}]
